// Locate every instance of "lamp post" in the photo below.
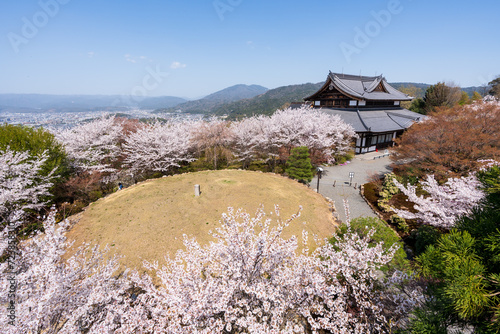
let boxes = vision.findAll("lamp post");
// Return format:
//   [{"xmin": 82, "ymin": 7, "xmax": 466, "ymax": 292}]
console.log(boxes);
[{"xmin": 316, "ymin": 167, "xmax": 323, "ymax": 192}]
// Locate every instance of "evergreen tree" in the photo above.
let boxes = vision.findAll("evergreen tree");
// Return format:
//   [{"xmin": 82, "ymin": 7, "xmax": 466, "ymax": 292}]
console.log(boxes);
[
  {"xmin": 489, "ymin": 76, "xmax": 500, "ymax": 97},
  {"xmin": 458, "ymin": 91, "xmax": 471, "ymax": 105},
  {"xmin": 409, "ymin": 97, "xmax": 426, "ymax": 114},
  {"xmin": 407, "ymin": 166, "xmax": 500, "ymax": 333},
  {"xmin": 285, "ymin": 146, "xmax": 313, "ymax": 184},
  {"xmin": 423, "ymin": 82, "xmax": 462, "ymax": 113},
  {"xmin": 472, "ymin": 91, "xmax": 483, "ymax": 101}
]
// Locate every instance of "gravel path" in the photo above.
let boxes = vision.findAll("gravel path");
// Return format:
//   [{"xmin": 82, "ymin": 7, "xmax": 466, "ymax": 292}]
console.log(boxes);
[{"xmin": 310, "ymin": 152, "xmax": 392, "ymax": 223}]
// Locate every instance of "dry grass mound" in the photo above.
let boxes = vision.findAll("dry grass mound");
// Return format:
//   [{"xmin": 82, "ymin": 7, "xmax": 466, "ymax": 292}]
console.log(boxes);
[{"xmin": 65, "ymin": 170, "xmax": 337, "ymax": 270}]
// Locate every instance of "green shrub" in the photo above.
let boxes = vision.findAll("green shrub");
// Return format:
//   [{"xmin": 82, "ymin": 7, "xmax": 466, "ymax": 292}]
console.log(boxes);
[
  {"xmin": 335, "ymin": 155, "xmax": 347, "ymax": 165},
  {"xmin": 226, "ymin": 163, "xmax": 242, "ymax": 170},
  {"xmin": 187, "ymin": 157, "xmax": 213, "ymax": 172},
  {"xmin": 333, "ymin": 150, "xmax": 354, "ymax": 165},
  {"xmin": 415, "ymin": 229, "xmax": 499, "ymax": 332},
  {"xmin": 477, "ymin": 165, "xmax": 500, "ymax": 204},
  {"xmin": 87, "ymin": 190, "xmax": 103, "ymax": 202},
  {"xmin": 273, "ymin": 165, "xmax": 284, "ymax": 175},
  {"xmin": 285, "ymin": 147, "xmax": 313, "ymax": 183},
  {"xmin": 414, "ymin": 225, "xmax": 440, "ymax": 256},
  {"xmin": 403, "ymin": 293, "xmax": 451, "ymax": 334},
  {"xmin": 398, "ymin": 221, "xmax": 409, "ymax": 234},
  {"xmin": 332, "ymin": 217, "xmax": 410, "ymax": 273},
  {"xmin": 390, "ymin": 214, "xmax": 409, "ymax": 233},
  {"xmin": 247, "ymin": 160, "xmax": 267, "ymax": 172},
  {"xmin": 377, "ymin": 172, "xmax": 402, "ymax": 212},
  {"xmin": 345, "ymin": 151, "xmax": 355, "ymax": 161}
]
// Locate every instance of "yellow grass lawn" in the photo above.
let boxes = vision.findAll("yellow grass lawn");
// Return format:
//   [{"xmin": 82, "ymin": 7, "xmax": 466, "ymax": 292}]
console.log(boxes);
[{"xmin": 65, "ymin": 170, "xmax": 337, "ymax": 271}]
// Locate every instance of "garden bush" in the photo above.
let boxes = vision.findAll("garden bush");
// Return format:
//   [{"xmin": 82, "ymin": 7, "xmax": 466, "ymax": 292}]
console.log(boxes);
[
  {"xmin": 285, "ymin": 146, "xmax": 313, "ymax": 183},
  {"xmin": 390, "ymin": 214, "xmax": 409, "ymax": 233},
  {"xmin": 333, "ymin": 216, "xmax": 410, "ymax": 273},
  {"xmin": 378, "ymin": 172, "xmax": 402, "ymax": 212}
]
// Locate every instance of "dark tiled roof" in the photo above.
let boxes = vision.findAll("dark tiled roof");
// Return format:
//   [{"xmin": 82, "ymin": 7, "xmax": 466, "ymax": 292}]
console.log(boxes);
[
  {"xmin": 305, "ymin": 71, "xmax": 412, "ymax": 101},
  {"xmin": 329, "ymin": 72, "xmax": 412, "ymax": 101},
  {"xmin": 321, "ymin": 107, "xmax": 424, "ymax": 133}
]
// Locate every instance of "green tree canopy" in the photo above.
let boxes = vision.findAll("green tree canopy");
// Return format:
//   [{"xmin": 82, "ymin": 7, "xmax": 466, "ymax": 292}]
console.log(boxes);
[
  {"xmin": 423, "ymin": 82, "xmax": 462, "ymax": 113},
  {"xmin": 408, "ymin": 97, "xmax": 426, "ymax": 114},
  {"xmin": 0, "ymin": 124, "xmax": 69, "ymax": 181},
  {"xmin": 472, "ymin": 91, "xmax": 483, "ymax": 101},
  {"xmin": 458, "ymin": 91, "xmax": 470, "ymax": 105},
  {"xmin": 399, "ymin": 85, "xmax": 424, "ymax": 110}
]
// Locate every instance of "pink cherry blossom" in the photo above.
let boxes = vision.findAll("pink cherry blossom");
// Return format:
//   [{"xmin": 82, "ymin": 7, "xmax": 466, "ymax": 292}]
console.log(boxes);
[
  {"xmin": 56, "ymin": 116, "xmax": 123, "ymax": 173},
  {"xmin": 392, "ymin": 174, "xmax": 485, "ymax": 229},
  {"xmin": 123, "ymin": 120, "xmax": 195, "ymax": 174}
]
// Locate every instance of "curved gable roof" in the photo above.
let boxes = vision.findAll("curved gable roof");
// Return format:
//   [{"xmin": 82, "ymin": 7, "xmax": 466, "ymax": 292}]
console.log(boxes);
[{"xmin": 304, "ymin": 71, "xmax": 412, "ymax": 101}]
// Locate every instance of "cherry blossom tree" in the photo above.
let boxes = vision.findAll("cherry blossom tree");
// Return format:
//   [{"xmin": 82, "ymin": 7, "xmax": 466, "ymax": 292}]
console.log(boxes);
[
  {"xmin": 1, "ymin": 205, "xmax": 422, "ymax": 333},
  {"xmin": 0, "ymin": 148, "xmax": 54, "ymax": 226},
  {"xmin": 0, "ymin": 210, "xmax": 131, "ymax": 334},
  {"xmin": 392, "ymin": 174, "xmax": 485, "ymax": 229},
  {"xmin": 230, "ymin": 107, "xmax": 356, "ymax": 167},
  {"xmin": 122, "ymin": 120, "xmax": 195, "ymax": 176},
  {"xmin": 478, "ymin": 159, "xmax": 500, "ymax": 171},
  {"xmin": 124, "ymin": 206, "xmax": 419, "ymax": 333},
  {"xmin": 191, "ymin": 118, "xmax": 233, "ymax": 170},
  {"xmin": 0, "ymin": 148, "xmax": 56, "ymax": 308},
  {"xmin": 56, "ymin": 116, "xmax": 123, "ymax": 173},
  {"xmin": 264, "ymin": 106, "xmax": 356, "ymax": 164},
  {"xmin": 229, "ymin": 116, "xmax": 267, "ymax": 167}
]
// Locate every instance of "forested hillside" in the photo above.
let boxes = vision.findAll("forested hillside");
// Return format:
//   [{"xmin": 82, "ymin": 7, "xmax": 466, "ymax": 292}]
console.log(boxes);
[
  {"xmin": 212, "ymin": 82, "xmax": 323, "ymax": 119},
  {"xmin": 158, "ymin": 84, "xmax": 268, "ymax": 114}
]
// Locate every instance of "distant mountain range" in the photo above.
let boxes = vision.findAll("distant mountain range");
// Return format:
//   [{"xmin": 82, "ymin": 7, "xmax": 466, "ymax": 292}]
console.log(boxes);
[
  {"xmin": 0, "ymin": 94, "xmax": 187, "ymax": 113},
  {"xmin": 0, "ymin": 82, "xmax": 489, "ymax": 118},
  {"xmin": 158, "ymin": 84, "xmax": 268, "ymax": 114},
  {"xmin": 211, "ymin": 82, "xmax": 489, "ymax": 119},
  {"xmin": 211, "ymin": 82, "xmax": 324, "ymax": 119},
  {"xmin": 158, "ymin": 82, "xmax": 323, "ymax": 119}
]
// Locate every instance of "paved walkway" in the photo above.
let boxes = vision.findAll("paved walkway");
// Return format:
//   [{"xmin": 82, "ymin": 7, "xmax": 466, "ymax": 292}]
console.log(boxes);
[{"xmin": 310, "ymin": 152, "xmax": 392, "ymax": 223}]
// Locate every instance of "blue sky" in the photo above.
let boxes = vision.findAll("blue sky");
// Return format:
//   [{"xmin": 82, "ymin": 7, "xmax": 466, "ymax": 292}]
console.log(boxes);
[{"xmin": 1, "ymin": 0, "xmax": 499, "ymax": 98}]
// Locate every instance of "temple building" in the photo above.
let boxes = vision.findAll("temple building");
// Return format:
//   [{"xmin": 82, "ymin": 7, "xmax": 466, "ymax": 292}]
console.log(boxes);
[{"xmin": 302, "ymin": 71, "xmax": 423, "ymax": 154}]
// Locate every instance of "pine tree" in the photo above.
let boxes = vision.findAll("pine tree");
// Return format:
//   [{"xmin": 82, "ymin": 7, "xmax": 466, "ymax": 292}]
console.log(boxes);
[
  {"xmin": 408, "ymin": 166, "xmax": 500, "ymax": 333},
  {"xmin": 285, "ymin": 146, "xmax": 313, "ymax": 184}
]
